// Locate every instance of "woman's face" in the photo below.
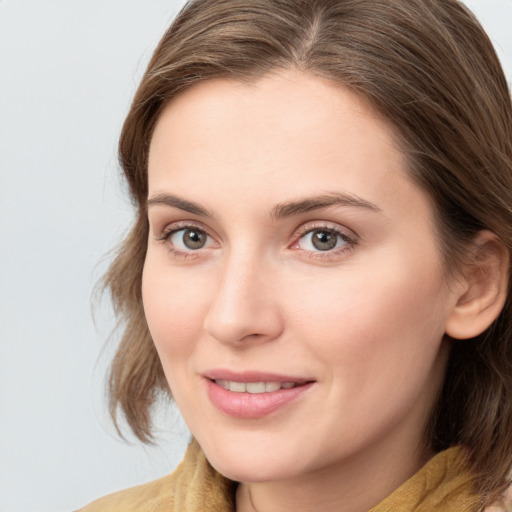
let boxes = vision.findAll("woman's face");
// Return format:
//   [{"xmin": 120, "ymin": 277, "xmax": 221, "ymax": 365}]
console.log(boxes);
[{"xmin": 143, "ymin": 70, "xmax": 460, "ymax": 483}]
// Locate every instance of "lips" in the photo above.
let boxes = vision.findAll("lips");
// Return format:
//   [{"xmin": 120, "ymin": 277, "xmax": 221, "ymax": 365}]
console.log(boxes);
[{"xmin": 204, "ymin": 370, "xmax": 315, "ymax": 419}]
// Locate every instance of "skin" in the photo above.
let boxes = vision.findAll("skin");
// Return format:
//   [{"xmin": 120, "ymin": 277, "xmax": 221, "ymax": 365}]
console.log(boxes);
[{"xmin": 143, "ymin": 70, "xmax": 467, "ymax": 512}]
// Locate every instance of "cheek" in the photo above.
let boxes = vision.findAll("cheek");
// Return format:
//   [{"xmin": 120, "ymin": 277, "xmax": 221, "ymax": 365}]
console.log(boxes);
[
  {"xmin": 291, "ymin": 251, "xmax": 451, "ymax": 384},
  {"xmin": 141, "ymin": 259, "xmax": 210, "ymax": 362},
  {"xmin": 289, "ymin": 263, "xmax": 451, "ymax": 450}
]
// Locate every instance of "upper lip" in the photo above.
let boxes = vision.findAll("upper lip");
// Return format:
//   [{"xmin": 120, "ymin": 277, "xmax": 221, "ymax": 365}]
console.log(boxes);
[{"xmin": 204, "ymin": 369, "xmax": 314, "ymax": 383}]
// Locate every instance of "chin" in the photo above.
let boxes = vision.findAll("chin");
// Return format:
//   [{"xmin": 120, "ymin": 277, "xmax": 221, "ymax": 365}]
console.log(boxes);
[
  {"xmin": 199, "ymin": 434, "xmax": 304, "ymax": 483},
  {"xmin": 209, "ymin": 455, "xmax": 299, "ymax": 484}
]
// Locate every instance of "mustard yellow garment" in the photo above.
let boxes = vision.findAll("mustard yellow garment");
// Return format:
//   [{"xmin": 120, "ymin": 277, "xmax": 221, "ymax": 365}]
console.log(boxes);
[
  {"xmin": 78, "ymin": 441, "xmax": 483, "ymax": 512},
  {"xmin": 78, "ymin": 441, "xmax": 235, "ymax": 512}
]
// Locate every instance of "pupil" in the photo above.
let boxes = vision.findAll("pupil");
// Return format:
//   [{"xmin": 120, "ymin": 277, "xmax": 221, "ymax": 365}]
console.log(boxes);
[
  {"xmin": 183, "ymin": 229, "xmax": 206, "ymax": 249},
  {"xmin": 312, "ymin": 230, "xmax": 337, "ymax": 251}
]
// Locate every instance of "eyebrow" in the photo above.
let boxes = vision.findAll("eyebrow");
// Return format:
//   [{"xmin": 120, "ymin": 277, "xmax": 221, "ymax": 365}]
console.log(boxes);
[
  {"xmin": 146, "ymin": 191, "xmax": 381, "ymax": 219},
  {"xmin": 271, "ymin": 193, "xmax": 381, "ymax": 219},
  {"xmin": 147, "ymin": 193, "xmax": 214, "ymax": 218}
]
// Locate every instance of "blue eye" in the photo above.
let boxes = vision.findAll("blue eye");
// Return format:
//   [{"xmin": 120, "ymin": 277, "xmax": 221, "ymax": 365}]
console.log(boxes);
[
  {"xmin": 169, "ymin": 228, "xmax": 211, "ymax": 250},
  {"xmin": 298, "ymin": 229, "xmax": 348, "ymax": 252}
]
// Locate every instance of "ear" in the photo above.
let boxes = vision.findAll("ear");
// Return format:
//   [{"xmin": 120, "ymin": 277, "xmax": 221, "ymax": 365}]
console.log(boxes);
[{"xmin": 445, "ymin": 231, "xmax": 509, "ymax": 340}]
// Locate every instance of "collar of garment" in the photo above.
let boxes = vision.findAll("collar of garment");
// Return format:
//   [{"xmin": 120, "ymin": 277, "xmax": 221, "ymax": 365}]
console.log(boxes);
[
  {"xmin": 79, "ymin": 439, "xmax": 512, "ymax": 511},
  {"xmin": 173, "ymin": 441, "xmax": 482, "ymax": 512}
]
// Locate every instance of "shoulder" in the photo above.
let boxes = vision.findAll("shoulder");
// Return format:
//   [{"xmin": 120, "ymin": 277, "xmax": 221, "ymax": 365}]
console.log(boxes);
[{"xmin": 76, "ymin": 440, "xmax": 236, "ymax": 512}]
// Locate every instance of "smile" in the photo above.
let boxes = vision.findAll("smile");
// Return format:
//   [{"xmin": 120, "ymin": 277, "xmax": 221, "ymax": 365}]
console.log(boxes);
[
  {"xmin": 205, "ymin": 376, "xmax": 315, "ymax": 419},
  {"xmin": 214, "ymin": 380, "xmax": 299, "ymax": 393}
]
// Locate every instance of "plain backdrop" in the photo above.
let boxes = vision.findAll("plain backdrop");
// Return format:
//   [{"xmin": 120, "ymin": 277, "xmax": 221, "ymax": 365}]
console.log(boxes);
[{"xmin": 0, "ymin": 1, "xmax": 511, "ymax": 511}]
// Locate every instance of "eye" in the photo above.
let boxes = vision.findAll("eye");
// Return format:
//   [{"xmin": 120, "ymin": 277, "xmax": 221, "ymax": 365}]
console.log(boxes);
[
  {"xmin": 297, "ymin": 228, "xmax": 351, "ymax": 252},
  {"xmin": 168, "ymin": 227, "xmax": 213, "ymax": 251}
]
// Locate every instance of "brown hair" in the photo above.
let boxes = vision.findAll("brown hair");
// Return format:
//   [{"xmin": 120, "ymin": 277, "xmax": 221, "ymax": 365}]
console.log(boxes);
[{"xmin": 103, "ymin": 0, "xmax": 512, "ymax": 505}]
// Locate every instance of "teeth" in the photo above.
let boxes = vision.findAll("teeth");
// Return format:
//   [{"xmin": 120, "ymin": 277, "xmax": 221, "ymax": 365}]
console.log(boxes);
[
  {"xmin": 229, "ymin": 381, "xmax": 246, "ymax": 393},
  {"xmin": 214, "ymin": 380, "xmax": 298, "ymax": 393},
  {"xmin": 246, "ymin": 382, "xmax": 266, "ymax": 394},
  {"xmin": 216, "ymin": 379, "xmax": 230, "ymax": 390},
  {"xmin": 265, "ymin": 382, "xmax": 281, "ymax": 392}
]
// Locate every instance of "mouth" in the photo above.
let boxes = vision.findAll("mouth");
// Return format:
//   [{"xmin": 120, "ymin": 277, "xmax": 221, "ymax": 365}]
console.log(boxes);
[
  {"xmin": 204, "ymin": 372, "xmax": 315, "ymax": 419},
  {"xmin": 213, "ymin": 380, "xmax": 301, "ymax": 393}
]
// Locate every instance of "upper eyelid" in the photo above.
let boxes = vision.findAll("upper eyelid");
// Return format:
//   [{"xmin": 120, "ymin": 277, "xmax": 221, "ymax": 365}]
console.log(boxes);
[
  {"xmin": 157, "ymin": 224, "xmax": 217, "ymax": 254},
  {"xmin": 152, "ymin": 218, "xmax": 358, "ymax": 245},
  {"xmin": 291, "ymin": 220, "xmax": 357, "ymax": 240},
  {"xmin": 155, "ymin": 220, "xmax": 213, "ymax": 238}
]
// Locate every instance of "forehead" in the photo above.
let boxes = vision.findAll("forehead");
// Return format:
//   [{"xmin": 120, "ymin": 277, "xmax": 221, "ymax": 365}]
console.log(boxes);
[
  {"xmin": 150, "ymin": 70, "xmax": 397, "ymax": 157},
  {"xmin": 147, "ymin": 70, "xmax": 427, "ymax": 223}
]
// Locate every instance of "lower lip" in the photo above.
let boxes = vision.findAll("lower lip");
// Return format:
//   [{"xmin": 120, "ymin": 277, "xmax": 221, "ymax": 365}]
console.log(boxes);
[{"xmin": 205, "ymin": 379, "xmax": 314, "ymax": 419}]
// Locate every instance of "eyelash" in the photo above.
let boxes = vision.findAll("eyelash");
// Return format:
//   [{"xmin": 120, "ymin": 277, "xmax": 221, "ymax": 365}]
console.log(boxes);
[
  {"xmin": 155, "ymin": 221, "xmax": 357, "ymax": 261},
  {"xmin": 156, "ymin": 221, "xmax": 214, "ymax": 260},
  {"xmin": 290, "ymin": 222, "xmax": 357, "ymax": 261}
]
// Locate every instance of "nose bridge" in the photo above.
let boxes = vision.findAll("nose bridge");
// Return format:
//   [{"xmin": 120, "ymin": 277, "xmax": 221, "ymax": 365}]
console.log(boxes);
[{"xmin": 203, "ymin": 244, "xmax": 282, "ymax": 346}]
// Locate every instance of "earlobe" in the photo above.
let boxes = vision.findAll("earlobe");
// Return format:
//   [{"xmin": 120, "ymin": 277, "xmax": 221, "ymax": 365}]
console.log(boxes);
[{"xmin": 445, "ymin": 231, "xmax": 509, "ymax": 340}]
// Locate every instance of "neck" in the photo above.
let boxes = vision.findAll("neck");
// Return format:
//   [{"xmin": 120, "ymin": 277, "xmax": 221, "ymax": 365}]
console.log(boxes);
[{"xmin": 236, "ymin": 428, "xmax": 432, "ymax": 512}]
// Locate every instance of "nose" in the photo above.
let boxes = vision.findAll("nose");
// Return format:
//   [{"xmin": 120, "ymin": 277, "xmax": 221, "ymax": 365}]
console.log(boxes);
[{"xmin": 203, "ymin": 251, "xmax": 284, "ymax": 347}]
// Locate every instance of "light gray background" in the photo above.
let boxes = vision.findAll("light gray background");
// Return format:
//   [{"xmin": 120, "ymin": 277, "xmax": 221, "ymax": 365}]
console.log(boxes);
[{"xmin": 0, "ymin": 1, "xmax": 511, "ymax": 511}]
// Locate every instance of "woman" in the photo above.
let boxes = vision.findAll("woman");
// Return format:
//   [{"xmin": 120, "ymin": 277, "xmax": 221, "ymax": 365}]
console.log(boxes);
[{"xmin": 79, "ymin": 0, "xmax": 512, "ymax": 510}]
